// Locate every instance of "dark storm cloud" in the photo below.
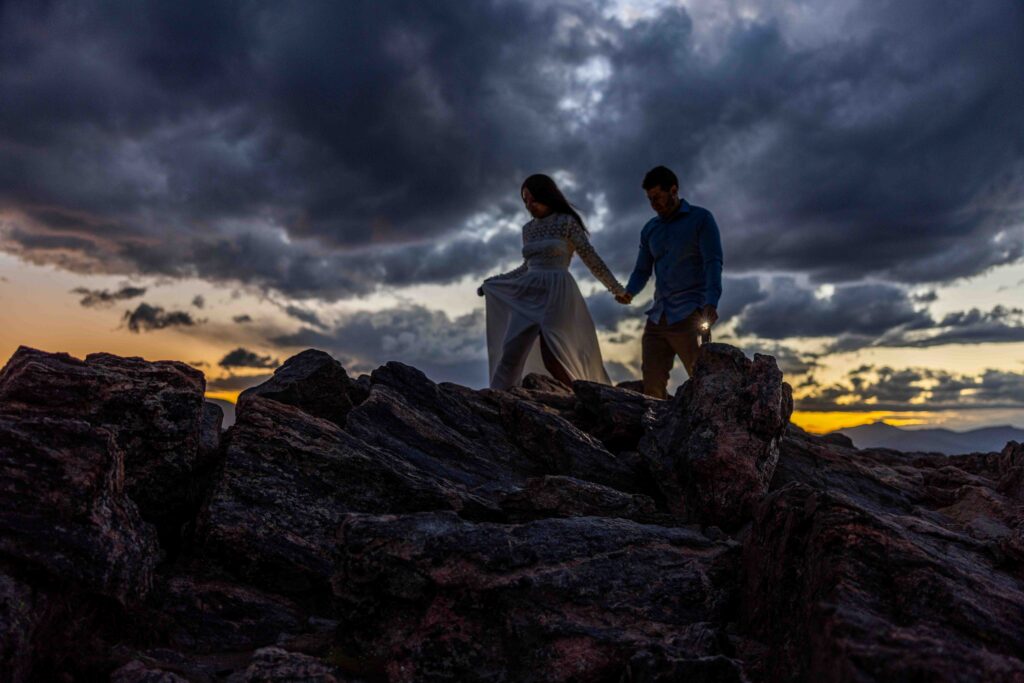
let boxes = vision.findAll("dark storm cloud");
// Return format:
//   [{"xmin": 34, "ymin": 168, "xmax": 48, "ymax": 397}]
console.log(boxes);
[
  {"xmin": 219, "ymin": 347, "xmax": 279, "ymax": 370},
  {"xmin": 1, "ymin": 0, "xmax": 1020, "ymax": 301},
  {"xmin": 232, "ymin": 314, "xmax": 253, "ymax": 324},
  {"xmin": 825, "ymin": 304, "xmax": 1024, "ymax": 351},
  {"xmin": 283, "ymin": 305, "xmax": 327, "ymax": 330},
  {"xmin": 798, "ymin": 365, "xmax": 1024, "ymax": 413},
  {"xmin": 730, "ymin": 278, "xmax": 1024, "ymax": 350},
  {"xmin": 122, "ymin": 302, "xmax": 199, "ymax": 333},
  {"xmin": 191, "ymin": 295, "xmax": 205, "ymax": 309},
  {"xmin": 71, "ymin": 285, "xmax": 147, "ymax": 307},
  {"xmin": 735, "ymin": 278, "xmax": 932, "ymax": 340},
  {"xmin": 741, "ymin": 341, "xmax": 820, "ymax": 376},
  {"xmin": 901, "ymin": 306, "xmax": 1024, "ymax": 347},
  {"xmin": 271, "ymin": 304, "xmax": 487, "ymax": 387}
]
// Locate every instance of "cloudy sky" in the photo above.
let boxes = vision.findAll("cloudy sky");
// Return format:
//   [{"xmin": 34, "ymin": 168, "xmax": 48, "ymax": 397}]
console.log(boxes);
[{"xmin": 2, "ymin": 0, "xmax": 1023, "ymax": 433}]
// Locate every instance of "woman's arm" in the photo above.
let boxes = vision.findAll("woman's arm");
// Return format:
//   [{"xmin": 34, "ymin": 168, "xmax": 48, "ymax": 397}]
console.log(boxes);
[{"xmin": 566, "ymin": 218, "xmax": 626, "ymax": 296}]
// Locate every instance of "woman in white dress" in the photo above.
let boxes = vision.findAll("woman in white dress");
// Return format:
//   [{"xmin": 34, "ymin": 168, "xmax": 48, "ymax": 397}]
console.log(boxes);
[{"xmin": 477, "ymin": 174, "xmax": 627, "ymax": 390}]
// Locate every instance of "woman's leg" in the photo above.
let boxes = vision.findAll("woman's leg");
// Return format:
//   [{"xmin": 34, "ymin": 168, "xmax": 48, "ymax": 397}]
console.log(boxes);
[
  {"xmin": 491, "ymin": 323, "xmax": 539, "ymax": 390},
  {"xmin": 539, "ymin": 334, "xmax": 574, "ymax": 387}
]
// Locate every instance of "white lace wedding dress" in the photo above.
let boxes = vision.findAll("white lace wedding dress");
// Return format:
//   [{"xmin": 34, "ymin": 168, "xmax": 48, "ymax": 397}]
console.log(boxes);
[{"xmin": 482, "ymin": 212, "xmax": 626, "ymax": 390}]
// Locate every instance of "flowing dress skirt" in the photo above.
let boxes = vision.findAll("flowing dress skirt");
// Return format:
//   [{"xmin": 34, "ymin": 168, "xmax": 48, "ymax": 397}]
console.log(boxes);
[{"xmin": 483, "ymin": 267, "xmax": 611, "ymax": 390}]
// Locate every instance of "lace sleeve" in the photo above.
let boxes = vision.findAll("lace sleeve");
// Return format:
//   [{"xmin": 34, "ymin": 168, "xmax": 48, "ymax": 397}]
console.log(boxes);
[{"xmin": 567, "ymin": 218, "xmax": 626, "ymax": 295}]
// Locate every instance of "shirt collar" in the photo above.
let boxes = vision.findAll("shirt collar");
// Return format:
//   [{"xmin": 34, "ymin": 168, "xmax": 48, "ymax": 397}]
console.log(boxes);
[{"xmin": 657, "ymin": 199, "xmax": 691, "ymax": 223}]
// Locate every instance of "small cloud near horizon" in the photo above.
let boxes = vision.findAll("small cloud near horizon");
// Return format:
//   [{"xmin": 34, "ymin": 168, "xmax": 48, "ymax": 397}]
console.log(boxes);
[
  {"xmin": 72, "ymin": 286, "xmax": 147, "ymax": 308},
  {"xmin": 219, "ymin": 347, "xmax": 279, "ymax": 370},
  {"xmin": 122, "ymin": 303, "xmax": 200, "ymax": 333}
]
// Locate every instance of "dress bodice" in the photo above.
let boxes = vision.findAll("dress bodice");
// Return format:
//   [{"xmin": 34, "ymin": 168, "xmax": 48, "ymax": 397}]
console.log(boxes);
[
  {"xmin": 523, "ymin": 238, "xmax": 573, "ymax": 270},
  {"xmin": 487, "ymin": 213, "xmax": 625, "ymax": 295}
]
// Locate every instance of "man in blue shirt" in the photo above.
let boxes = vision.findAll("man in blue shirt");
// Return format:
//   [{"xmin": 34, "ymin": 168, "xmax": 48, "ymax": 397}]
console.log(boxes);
[{"xmin": 616, "ymin": 166, "xmax": 723, "ymax": 398}]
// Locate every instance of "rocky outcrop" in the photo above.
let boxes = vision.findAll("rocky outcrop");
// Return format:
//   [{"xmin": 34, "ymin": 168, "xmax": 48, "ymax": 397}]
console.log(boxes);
[
  {"xmin": 747, "ymin": 427, "xmax": 1024, "ymax": 682},
  {"xmin": 641, "ymin": 344, "xmax": 793, "ymax": 528},
  {"xmin": 1, "ymin": 344, "xmax": 1022, "ymax": 681},
  {"xmin": 331, "ymin": 511, "xmax": 741, "ymax": 682},
  {"xmin": 0, "ymin": 346, "xmax": 219, "ymax": 547},
  {"xmin": 0, "ymin": 411, "xmax": 159, "ymax": 602},
  {"xmin": 197, "ymin": 393, "xmax": 497, "ymax": 599},
  {"xmin": 236, "ymin": 349, "xmax": 367, "ymax": 429}
]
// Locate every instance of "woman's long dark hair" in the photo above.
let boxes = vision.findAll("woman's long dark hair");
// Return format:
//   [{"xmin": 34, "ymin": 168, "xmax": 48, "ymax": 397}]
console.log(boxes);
[{"xmin": 521, "ymin": 174, "xmax": 588, "ymax": 233}]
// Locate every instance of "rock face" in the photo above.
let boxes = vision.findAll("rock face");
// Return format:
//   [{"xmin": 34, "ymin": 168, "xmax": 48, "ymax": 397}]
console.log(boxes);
[
  {"xmin": 197, "ymin": 393, "xmax": 496, "ymax": 599},
  {"xmin": 332, "ymin": 512, "xmax": 741, "ymax": 682},
  {"xmin": 1, "ymin": 344, "xmax": 1023, "ymax": 681},
  {"xmin": 0, "ymin": 346, "xmax": 219, "ymax": 545},
  {"xmin": 236, "ymin": 349, "xmax": 367, "ymax": 429},
  {"xmin": 641, "ymin": 344, "xmax": 793, "ymax": 528},
  {"xmin": 0, "ymin": 410, "xmax": 159, "ymax": 602}
]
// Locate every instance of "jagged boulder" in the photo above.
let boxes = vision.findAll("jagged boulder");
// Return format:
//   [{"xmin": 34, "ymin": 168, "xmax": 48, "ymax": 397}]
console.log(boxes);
[
  {"xmin": 236, "ymin": 349, "xmax": 367, "ymax": 429},
  {"xmin": 743, "ymin": 482, "xmax": 1024, "ymax": 682},
  {"xmin": 6, "ymin": 343, "xmax": 1023, "ymax": 681},
  {"xmin": 229, "ymin": 647, "xmax": 356, "ymax": 682},
  {"xmin": 571, "ymin": 380, "xmax": 659, "ymax": 453},
  {"xmin": 331, "ymin": 511, "xmax": 741, "ymax": 682},
  {"xmin": 139, "ymin": 574, "xmax": 307, "ymax": 654},
  {"xmin": 198, "ymin": 394, "xmax": 497, "ymax": 598},
  {"xmin": 640, "ymin": 344, "xmax": 793, "ymax": 528},
  {"xmin": 0, "ymin": 572, "xmax": 38, "ymax": 682},
  {"xmin": 346, "ymin": 362, "xmax": 642, "ymax": 495},
  {"xmin": 497, "ymin": 475, "xmax": 658, "ymax": 523},
  {"xmin": 110, "ymin": 660, "xmax": 190, "ymax": 682},
  {"xmin": 344, "ymin": 364, "xmax": 527, "ymax": 495},
  {"xmin": 0, "ymin": 411, "xmax": 159, "ymax": 602},
  {"xmin": 0, "ymin": 347, "xmax": 213, "ymax": 537}
]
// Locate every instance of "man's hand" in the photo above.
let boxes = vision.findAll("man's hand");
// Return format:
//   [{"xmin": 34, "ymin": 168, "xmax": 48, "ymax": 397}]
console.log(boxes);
[
  {"xmin": 701, "ymin": 304, "xmax": 719, "ymax": 326},
  {"xmin": 615, "ymin": 292, "xmax": 633, "ymax": 305},
  {"xmin": 476, "ymin": 285, "xmax": 485, "ymax": 297}
]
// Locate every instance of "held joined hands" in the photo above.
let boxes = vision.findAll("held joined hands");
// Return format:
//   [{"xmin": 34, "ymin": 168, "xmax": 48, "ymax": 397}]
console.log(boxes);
[
  {"xmin": 615, "ymin": 292, "xmax": 633, "ymax": 305},
  {"xmin": 701, "ymin": 304, "xmax": 719, "ymax": 326}
]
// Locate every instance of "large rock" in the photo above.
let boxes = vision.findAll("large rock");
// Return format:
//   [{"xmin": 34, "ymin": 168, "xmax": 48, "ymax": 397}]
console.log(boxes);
[
  {"xmin": 8, "ymin": 342, "xmax": 1024, "ymax": 681},
  {"xmin": 228, "ymin": 647, "xmax": 356, "ymax": 683},
  {"xmin": 141, "ymin": 573, "xmax": 307, "ymax": 654},
  {"xmin": 497, "ymin": 475, "xmax": 659, "ymax": 523},
  {"xmin": 198, "ymin": 395, "xmax": 497, "ymax": 598},
  {"xmin": 0, "ymin": 411, "xmax": 159, "ymax": 602},
  {"xmin": 0, "ymin": 347, "xmax": 210, "ymax": 535},
  {"xmin": 571, "ymin": 380, "xmax": 659, "ymax": 453},
  {"xmin": 346, "ymin": 362, "xmax": 642, "ymax": 496},
  {"xmin": 743, "ymin": 482, "xmax": 1024, "ymax": 682},
  {"xmin": 641, "ymin": 344, "xmax": 793, "ymax": 528},
  {"xmin": 236, "ymin": 349, "xmax": 368, "ymax": 429},
  {"xmin": 331, "ymin": 511, "xmax": 741, "ymax": 682},
  {"xmin": 0, "ymin": 571, "xmax": 39, "ymax": 683}
]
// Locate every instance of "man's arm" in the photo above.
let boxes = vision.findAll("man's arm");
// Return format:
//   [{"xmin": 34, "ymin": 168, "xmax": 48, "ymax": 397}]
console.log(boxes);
[
  {"xmin": 625, "ymin": 229, "xmax": 654, "ymax": 298},
  {"xmin": 700, "ymin": 211, "xmax": 723, "ymax": 322}
]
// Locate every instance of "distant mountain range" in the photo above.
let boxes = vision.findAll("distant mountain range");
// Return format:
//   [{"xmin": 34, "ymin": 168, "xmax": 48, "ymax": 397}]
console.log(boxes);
[{"xmin": 833, "ymin": 422, "xmax": 1024, "ymax": 455}]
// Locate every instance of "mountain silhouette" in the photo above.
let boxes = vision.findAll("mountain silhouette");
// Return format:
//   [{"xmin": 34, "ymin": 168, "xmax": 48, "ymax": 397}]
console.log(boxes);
[{"xmin": 835, "ymin": 421, "xmax": 1024, "ymax": 454}]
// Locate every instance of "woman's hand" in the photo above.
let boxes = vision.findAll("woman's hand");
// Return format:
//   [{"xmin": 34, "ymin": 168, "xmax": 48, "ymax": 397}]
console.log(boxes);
[{"xmin": 615, "ymin": 292, "xmax": 633, "ymax": 305}]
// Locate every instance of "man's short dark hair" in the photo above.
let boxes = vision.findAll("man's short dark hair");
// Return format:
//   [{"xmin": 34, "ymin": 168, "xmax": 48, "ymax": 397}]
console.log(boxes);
[{"xmin": 642, "ymin": 166, "xmax": 678, "ymax": 191}]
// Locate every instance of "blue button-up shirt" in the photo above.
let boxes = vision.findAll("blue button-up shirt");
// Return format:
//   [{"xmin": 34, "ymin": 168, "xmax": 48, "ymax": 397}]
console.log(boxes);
[{"xmin": 625, "ymin": 200, "xmax": 723, "ymax": 324}]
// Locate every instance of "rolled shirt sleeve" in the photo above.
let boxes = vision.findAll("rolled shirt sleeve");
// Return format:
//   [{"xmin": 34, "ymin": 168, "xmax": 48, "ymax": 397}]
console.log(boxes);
[{"xmin": 625, "ymin": 231, "xmax": 654, "ymax": 297}]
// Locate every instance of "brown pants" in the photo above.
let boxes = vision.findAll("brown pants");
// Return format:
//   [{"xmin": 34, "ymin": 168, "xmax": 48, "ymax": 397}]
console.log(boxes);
[{"xmin": 642, "ymin": 311, "xmax": 701, "ymax": 399}]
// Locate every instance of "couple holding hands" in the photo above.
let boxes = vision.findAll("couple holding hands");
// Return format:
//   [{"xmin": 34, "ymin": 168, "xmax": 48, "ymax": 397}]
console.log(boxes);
[{"xmin": 479, "ymin": 165, "xmax": 723, "ymax": 399}]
